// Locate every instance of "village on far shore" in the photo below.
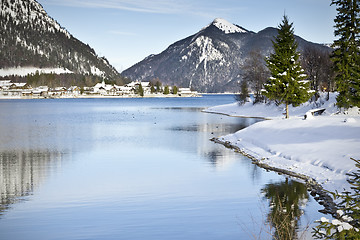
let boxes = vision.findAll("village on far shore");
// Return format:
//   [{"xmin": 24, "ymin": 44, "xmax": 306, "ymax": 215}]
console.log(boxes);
[{"xmin": 0, "ymin": 79, "xmax": 200, "ymax": 99}]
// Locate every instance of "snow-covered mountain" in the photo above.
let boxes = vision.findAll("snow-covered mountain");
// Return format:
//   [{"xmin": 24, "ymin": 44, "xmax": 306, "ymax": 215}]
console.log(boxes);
[
  {"xmin": 122, "ymin": 18, "xmax": 331, "ymax": 93},
  {"xmin": 208, "ymin": 18, "xmax": 248, "ymax": 34},
  {"xmin": 0, "ymin": 0, "xmax": 120, "ymax": 78}
]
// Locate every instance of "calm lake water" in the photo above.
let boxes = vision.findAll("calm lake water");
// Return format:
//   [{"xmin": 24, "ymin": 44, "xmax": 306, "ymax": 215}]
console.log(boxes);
[{"xmin": 0, "ymin": 95, "xmax": 325, "ymax": 240}]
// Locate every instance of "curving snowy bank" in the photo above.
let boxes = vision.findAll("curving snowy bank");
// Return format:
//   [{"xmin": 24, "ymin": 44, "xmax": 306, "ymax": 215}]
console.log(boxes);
[{"xmin": 205, "ymin": 93, "xmax": 360, "ymax": 193}]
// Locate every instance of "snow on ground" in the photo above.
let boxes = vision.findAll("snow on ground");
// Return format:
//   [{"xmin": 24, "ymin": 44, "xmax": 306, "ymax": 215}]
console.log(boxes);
[
  {"xmin": 205, "ymin": 93, "xmax": 360, "ymax": 193},
  {"xmin": 0, "ymin": 67, "xmax": 72, "ymax": 77},
  {"xmin": 206, "ymin": 93, "xmax": 340, "ymax": 119}
]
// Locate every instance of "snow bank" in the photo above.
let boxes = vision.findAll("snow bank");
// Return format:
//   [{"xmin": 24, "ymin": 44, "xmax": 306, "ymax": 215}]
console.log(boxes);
[
  {"xmin": 206, "ymin": 93, "xmax": 360, "ymax": 193},
  {"xmin": 205, "ymin": 93, "xmax": 339, "ymax": 119}
]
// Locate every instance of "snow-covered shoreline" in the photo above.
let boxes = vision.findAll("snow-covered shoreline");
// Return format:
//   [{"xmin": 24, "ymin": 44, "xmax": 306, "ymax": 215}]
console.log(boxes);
[{"xmin": 204, "ymin": 93, "xmax": 360, "ymax": 196}]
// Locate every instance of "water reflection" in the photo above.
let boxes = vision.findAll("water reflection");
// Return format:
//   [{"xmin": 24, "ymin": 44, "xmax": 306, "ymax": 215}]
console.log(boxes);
[
  {"xmin": 0, "ymin": 98, "xmax": 322, "ymax": 240},
  {"xmin": 168, "ymin": 114, "xmax": 258, "ymax": 169},
  {"xmin": 261, "ymin": 178, "xmax": 309, "ymax": 240},
  {"xmin": 170, "ymin": 122, "xmax": 248, "ymax": 134},
  {"xmin": 152, "ymin": 107, "xmax": 202, "ymax": 112},
  {"xmin": 0, "ymin": 150, "xmax": 65, "ymax": 215}
]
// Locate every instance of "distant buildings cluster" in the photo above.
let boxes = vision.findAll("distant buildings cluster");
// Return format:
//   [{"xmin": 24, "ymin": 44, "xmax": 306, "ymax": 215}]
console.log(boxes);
[{"xmin": 0, "ymin": 80, "xmax": 199, "ymax": 98}]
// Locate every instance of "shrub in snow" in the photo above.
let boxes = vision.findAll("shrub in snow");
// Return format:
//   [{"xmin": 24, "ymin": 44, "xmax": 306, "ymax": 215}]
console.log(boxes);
[
  {"xmin": 313, "ymin": 158, "xmax": 360, "ymax": 239},
  {"xmin": 235, "ymin": 81, "xmax": 250, "ymax": 105}
]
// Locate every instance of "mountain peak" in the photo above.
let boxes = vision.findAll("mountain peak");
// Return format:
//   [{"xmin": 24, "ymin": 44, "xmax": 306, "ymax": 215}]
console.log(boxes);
[
  {"xmin": 211, "ymin": 18, "xmax": 247, "ymax": 34},
  {"xmin": 1, "ymin": 0, "xmax": 71, "ymax": 39},
  {"xmin": 0, "ymin": 0, "xmax": 120, "ymax": 78},
  {"xmin": 122, "ymin": 19, "xmax": 331, "ymax": 92}
]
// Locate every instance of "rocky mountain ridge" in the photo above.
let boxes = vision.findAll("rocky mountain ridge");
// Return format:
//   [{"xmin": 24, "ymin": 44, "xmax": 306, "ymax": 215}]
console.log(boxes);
[
  {"xmin": 0, "ymin": 0, "xmax": 120, "ymax": 79},
  {"xmin": 122, "ymin": 18, "xmax": 331, "ymax": 92}
]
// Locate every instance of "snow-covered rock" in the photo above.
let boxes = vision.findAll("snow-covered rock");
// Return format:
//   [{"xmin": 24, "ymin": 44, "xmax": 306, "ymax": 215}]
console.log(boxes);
[{"xmin": 211, "ymin": 18, "xmax": 247, "ymax": 34}]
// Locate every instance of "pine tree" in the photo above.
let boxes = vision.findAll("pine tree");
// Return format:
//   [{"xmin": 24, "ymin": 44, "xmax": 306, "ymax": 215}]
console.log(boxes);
[
  {"xmin": 263, "ymin": 15, "xmax": 313, "ymax": 118},
  {"xmin": 163, "ymin": 85, "xmax": 170, "ymax": 95},
  {"xmin": 331, "ymin": 0, "xmax": 360, "ymax": 108},
  {"xmin": 156, "ymin": 80, "xmax": 162, "ymax": 93},
  {"xmin": 150, "ymin": 83, "xmax": 156, "ymax": 94},
  {"xmin": 138, "ymin": 83, "xmax": 144, "ymax": 97},
  {"xmin": 172, "ymin": 85, "xmax": 178, "ymax": 95}
]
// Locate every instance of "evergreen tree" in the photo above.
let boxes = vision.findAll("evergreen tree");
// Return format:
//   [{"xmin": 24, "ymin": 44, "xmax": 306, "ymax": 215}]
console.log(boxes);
[
  {"xmin": 331, "ymin": 0, "xmax": 360, "ymax": 108},
  {"xmin": 263, "ymin": 15, "xmax": 313, "ymax": 118},
  {"xmin": 156, "ymin": 80, "xmax": 162, "ymax": 93},
  {"xmin": 172, "ymin": 85, "xmax": 178, "ymax": 95},
  {"xmin": 163, "ymin": 85, "xmax": 170, "ymax": 95},
  {"xmin": 150, "ymin": 83, "xmax": 156, "ymax": 94},
  {"xmin": 138, "ymin": 83, "xmax": 144, "ymax": 97}
]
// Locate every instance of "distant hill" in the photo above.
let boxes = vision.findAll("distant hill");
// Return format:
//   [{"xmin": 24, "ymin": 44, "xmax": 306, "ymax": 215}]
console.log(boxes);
[
  {"xmin": 122, "ymin": 18, "xmax": 331, "ymax": 93},
  {"xmin": 0, "ymin": 0, "xmax": 120, "ymax": 79}
]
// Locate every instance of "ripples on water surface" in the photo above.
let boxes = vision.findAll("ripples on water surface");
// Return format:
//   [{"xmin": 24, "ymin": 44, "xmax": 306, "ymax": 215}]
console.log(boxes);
[{"xmin": 0, "ymin": 96, "xmax": 324, "ymax": 240}]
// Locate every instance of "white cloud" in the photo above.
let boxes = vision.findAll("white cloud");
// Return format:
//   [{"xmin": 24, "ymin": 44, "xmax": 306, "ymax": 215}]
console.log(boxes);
[
  {"xmin": 45, "ymin": 0, "xmax": 189, "ymax": 14},
  {"xmin": 44, "ymin": 0, "xmax": 244, "ymax": 17}
]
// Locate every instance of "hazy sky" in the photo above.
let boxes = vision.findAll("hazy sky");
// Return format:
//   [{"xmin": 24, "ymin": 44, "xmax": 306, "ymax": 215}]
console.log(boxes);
[{"xmin": 37, "ymin": 0, "xmax": 337, "ymax": 72}]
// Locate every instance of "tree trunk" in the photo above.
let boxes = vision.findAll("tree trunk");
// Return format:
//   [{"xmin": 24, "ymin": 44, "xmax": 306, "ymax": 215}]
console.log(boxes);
[{"xmin": 286, "ymin": 103, "xmax": 289, "ymax": 119}]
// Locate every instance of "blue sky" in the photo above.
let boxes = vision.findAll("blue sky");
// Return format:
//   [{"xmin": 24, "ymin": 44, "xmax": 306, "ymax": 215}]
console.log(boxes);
[{"xmin": 37, "ymin": 0, "xmax": 337, "ymax": 72}]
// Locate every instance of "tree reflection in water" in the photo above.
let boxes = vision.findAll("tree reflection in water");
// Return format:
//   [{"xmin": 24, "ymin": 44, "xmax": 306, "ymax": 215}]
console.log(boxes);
[
  {"xmin": 0, "ymin": 150, "xmax": 65, "ymax": 216},
  {"xmin": 262, "ymin": 178, "xmax": 309, "ymax": 240}
]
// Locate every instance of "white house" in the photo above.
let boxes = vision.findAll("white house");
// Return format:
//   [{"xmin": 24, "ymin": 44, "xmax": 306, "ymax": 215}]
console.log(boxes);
[
  {"xmin": 0, "ymin": 80, "xmax": 30, "ymax": 97},
  {"xmin": 37, "ymin": 86, "xmax": 49, "ymax": 92},
  {"xmin": 0, "ymin": 80, "xmax": 28, "ymax": 90},
  {"xmin": 0, "ymin": 80, "xmax": 12, "ymax": 89},
  {"xmin": 92, "ymin": 80, "xmax": 121, "ymax": 95},
  {"xmin": 125, "ymin": 81, "xmax": 151, "ymax": 94},
  {"xmin": 13, "ymin": 83, "xmax": 27, "ymax": 88},
  {"xmin": 67, "ymin": 86, "xmax": 81, "ymax": 96},
  {"xmin": 178, "ymin": 88, "xmax": 199, "ymax": 97},
  {"xmin": 117, "ymin": 86, "xmax": 134, "ymax": 95},
  {"xmin": 93, "ymin": 80, "xmax": 106, "ymax": 94}
]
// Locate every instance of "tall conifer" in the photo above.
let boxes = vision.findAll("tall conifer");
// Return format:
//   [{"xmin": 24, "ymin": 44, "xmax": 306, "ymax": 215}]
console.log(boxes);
[
  {"xmin": 263, "ymin": 15, "xmax": 312, "ymax": 118},
  {"xmin": 331, "ymin": 0, "xmax": 360, "ymax": 108},
  {"xmin": 138, "ymin": 83, "xmax": 144, "ymax": 97}
]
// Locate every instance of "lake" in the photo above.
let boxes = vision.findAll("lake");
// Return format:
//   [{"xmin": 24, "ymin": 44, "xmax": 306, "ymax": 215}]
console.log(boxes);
[{"xmin": 0, "ymin": 95, "xmax": 325, "ymax": 239}]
